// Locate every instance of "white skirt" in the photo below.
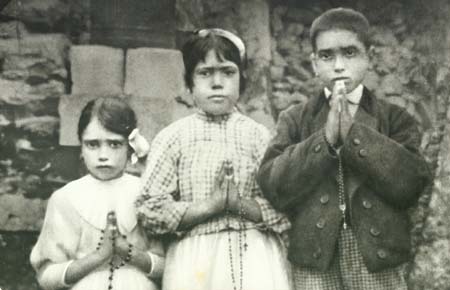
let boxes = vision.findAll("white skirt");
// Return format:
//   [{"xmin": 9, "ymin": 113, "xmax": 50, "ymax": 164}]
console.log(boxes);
[
  {"xmin": 72, "ymin": 266, "xmax": 159, "ymax": 290},
  {"xmin": 163, "ymin": 229, "xmax": 293, "ymax": 290}
]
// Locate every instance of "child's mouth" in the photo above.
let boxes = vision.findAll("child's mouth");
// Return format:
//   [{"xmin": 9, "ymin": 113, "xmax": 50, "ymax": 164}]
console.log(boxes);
[
  {"xmin": 96, "ymin": 165, "xmax": 112, "ymax": 170},
  {"xmin": 333, "ymin": 77, "xmax": 349, "ymax": 82}
]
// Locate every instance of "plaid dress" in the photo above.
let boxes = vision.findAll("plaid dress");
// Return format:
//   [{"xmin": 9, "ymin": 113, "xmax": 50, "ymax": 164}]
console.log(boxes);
[{"xmin": 137, "ymin": 110, "xmax": 293, "ymax": 290}]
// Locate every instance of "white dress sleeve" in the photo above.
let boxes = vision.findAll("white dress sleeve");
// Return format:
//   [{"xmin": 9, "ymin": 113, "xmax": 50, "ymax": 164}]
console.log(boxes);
[{"xmin": 30, "ymin": 190, "xmax": 81, "ymax": 290}]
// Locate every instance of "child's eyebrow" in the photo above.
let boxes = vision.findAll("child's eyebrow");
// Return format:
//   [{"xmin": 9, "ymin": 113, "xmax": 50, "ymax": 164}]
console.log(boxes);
[
  {"xmin": 317, "ymin": 45, "xmax": 360, "ymax": 53},
  {"xmin": 316, "ymin": 48, "xmax": 334, "ymax": 54},
  {"xmin": 82, "ymin": 137, "xmax": 125, "ymax": 142},
  {"xmin": 340, "ymin": 45, "xmax": 360, "ymax": 50},
  {"xmin": 106, "ymin": 138, "xmax": 126, "ymax": 142},
  {"xmin": 196, "ymin": 63, "xmax": 237, "ymax": 69}
]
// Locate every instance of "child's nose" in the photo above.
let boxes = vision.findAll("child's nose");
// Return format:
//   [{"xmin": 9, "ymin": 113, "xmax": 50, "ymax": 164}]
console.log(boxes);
[
  {"xmin": 211, "ymin": 72, "xmax": 224, "ymax": 88},
  {"xmin": 98, "ymin": 145, "xmax": 110, "ymax": 161},
  {"xmin": 333, "ymin": 55, "xmax": 345, "ymax": 72}
]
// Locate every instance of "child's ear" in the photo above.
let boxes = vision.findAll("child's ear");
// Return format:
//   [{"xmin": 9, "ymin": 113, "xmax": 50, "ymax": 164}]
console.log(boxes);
[
  {"xmin": 367, "ymin": 45, "xmax": 375, "ymax": 61},
  {"xmin": 310, "ymin": 52, "xmax": 318, "ymax": 76}
]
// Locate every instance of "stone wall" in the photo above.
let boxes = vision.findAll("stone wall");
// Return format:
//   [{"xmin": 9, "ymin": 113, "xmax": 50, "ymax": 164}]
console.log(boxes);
[{"xmin": 0, "ymin": 26, "xmax": 71, "ymax": 290}]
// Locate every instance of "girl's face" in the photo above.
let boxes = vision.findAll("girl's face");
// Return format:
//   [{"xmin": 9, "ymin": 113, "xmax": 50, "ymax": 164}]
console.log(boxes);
[
  {"xmin": 191, "ymin": 49, "xmax": 240, "ymax": 115},
  {"xmin": 81, "ymin": 118, "xmax": 128, "ymax": 181}
]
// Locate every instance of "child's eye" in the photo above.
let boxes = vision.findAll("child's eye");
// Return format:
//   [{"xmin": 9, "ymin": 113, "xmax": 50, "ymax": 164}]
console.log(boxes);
[
  {"xmin": 343, "ymin": 48, "xmax": 359, "ymax": 58},
  {"xmin": 223, "ymin": 68, "xmax": 238, "ymax": 76},
  {"xmin": 318, "ymin": 52, "xmax": 333, "ymax": 61},
  {"xmin": 84, "ymin": 140, "xmax": 99, "ymax": 149},
  {"xmin": 109, "ymin": 140, "xmax": 124, "ymax": 149},
  {"xmin": 195, "ymin": 69, "xmax": 211, "ymax": 77}
]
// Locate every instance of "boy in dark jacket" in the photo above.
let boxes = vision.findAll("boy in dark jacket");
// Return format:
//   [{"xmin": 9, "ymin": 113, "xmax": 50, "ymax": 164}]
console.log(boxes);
[{"xmin": 257, "ymin": 7, "xmax": 430, "ymax": 290}]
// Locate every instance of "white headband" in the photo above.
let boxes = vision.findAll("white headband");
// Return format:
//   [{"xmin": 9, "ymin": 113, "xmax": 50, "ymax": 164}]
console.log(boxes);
[{"xmin": 196, "ymin": 28, "xmax": 246, "ymax": 61}]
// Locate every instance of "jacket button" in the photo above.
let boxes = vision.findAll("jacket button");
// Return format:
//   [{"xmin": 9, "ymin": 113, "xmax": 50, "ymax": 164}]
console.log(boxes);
[
  {"xmin": 313, "ymin": 248, "xmax": 322, "ymax": 259},
  {"xmin": 316, "ymin": 219, "xmax": 326, "ymax": 229},
  {"xmin": 362, "ymin": 200, "xmax": 372, "ymax": 209},
  {"xmin": 359, "ymin": 149, "xmax": 367, "ymax": 157},
  {"xmin": 370, "ymin": 227, "xmax": 381, "ymax": 237},
  {"xmin": 320, "ymin": 195, "xmax": 329, "ymax": 204},
  {"xmin": 353, "ymin": 138, "xmax": 361, "ymax": 145},
  {"xmin": 377, "ymin": 249, "xmax": 387, "ymax": 259},
  {"xmin": 314, "ymin": 144, "xmax": 322, "ymax": 153}
]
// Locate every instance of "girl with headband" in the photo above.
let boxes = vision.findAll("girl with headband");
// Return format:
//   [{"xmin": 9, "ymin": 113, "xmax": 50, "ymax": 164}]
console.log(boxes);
[{"xmin": 136, "ymin": 29, "xmax": 293, "ymax": 290}]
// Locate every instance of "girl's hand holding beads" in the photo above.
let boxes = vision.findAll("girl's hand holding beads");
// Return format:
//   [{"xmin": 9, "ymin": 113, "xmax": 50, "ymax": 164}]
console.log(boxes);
[
  {"xmin": 97, "ymin": 211, "xmax": 116, "ymax": 262},
  {"xmin": 211, "ymin": 162, "xmax": 228, "ymax": 214},
  {"xmin": 114, "ymin": 234, "xmax": 132, "ymax": 260}
]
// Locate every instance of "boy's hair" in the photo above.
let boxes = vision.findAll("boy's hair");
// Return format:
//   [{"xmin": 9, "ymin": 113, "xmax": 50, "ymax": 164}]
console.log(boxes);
[
  {"xmin": 181, "ymin": 30, "xmax": 246, "ymax": 93},
  {"xmin": 310, "ymin": 8, "xmax": 371, "ymax": 52},
  {"xmin": 77, "ymin": 97, "xmax": 137, "ymax": 141}
]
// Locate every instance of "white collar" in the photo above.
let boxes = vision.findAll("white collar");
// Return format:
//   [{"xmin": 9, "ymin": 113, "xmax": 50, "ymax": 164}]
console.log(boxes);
[
  {"xmin": 324, "ymin": 84, "xmax": 364, "ymax": 105},
  {"xmin": 65, "ymin": 174, "xmax": 139, "ymax": 232}
]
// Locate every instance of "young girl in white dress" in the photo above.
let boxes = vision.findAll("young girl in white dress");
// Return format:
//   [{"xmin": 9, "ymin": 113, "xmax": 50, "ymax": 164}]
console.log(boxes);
[
  {"xmin": 136, "ymin": 29, "xmax": 293, "ymax": 290},
  {"xmin": 30, "ymin": 97, "xmax": 164, "ymax": 290}
]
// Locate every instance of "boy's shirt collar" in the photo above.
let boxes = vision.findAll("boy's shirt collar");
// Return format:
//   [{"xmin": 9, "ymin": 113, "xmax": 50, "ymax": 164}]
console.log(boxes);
[{"xmin": 324, "ymin": 84, "xmax": 364, "ymax": 105}]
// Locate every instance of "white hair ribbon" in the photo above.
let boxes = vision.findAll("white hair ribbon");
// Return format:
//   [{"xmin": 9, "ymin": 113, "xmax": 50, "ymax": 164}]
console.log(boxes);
[{"xmin": 128, "ymin": 129, "xmax": 150, "ymax": 164}]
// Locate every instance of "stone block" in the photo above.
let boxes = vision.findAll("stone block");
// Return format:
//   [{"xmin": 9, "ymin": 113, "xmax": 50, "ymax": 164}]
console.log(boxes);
[
  {"xmin": 379, "ymin": 74, "xmax": 403, "ymax": 97},
  {"xmin": 128, "ymin": 96, "xmax": 179, "ymax": 143},
  {"xmin": 247, "ymin": 109, "xmax": 275, "ymax": 131},
  {"xmin": 270, "ymin": 66, "xmax": 285, "ymax": 81},
  {"xmin": 272, "ymin": 50, "xmax": 288, "ymax": 67},
  {"xmin": 385, "ymin": 96, "xmax": 407, "ymax": 108},
  {"xmin": 27, "ymin": 80, "xmax": 65, "ymax": 98},
  {"xmin": 2, "ymin": 54, "xmax": 65, "ymax": 85},
  {"xmin": 0, "ymin": 34, "xmax": 71, "ymax": 66},
  {"xmin": 0, "ymin": 194, "xmax": 47, "ymax": 231},
  {"xmin": 58, "ymin": 94, "xmax": 99, "ymax": 146},
  {"xmin": 363, "ymin": 70, "xmax": 380, "ymax": 91},
  {"xmin": 285, "ymin": 7, "xmax": 317, "ymax": 24},
  {"xmin": 237, "ymin": 0, "xmax": 271, "ymax": 60},
  {"xmin": 70, "ymin": 45, "xmax": 124, "ymax": 96},
  {"xmin": 124, "ymin": 48, "xmax": 184, "ymax": 100},
  {"xmin": 16, "ymin": 115, "xmax": 59, "ymax": 136},
  {"xmin": 172, "ymin": 102, "xmax": 195, "ymax": 122},
  {"xmin": 286, "ymin": 23, "xmax": 305, "ymax": 36},
  {"xmin": 0, "ymin": 21, "xmax": 29, "ymax": 39},
  {"xmin": 0, "ymin": 79, "xmax": 43, "ymax": 105},
  {"xmin": 371, "ymin": 26, "xmax": 400, "ymax": 47}
]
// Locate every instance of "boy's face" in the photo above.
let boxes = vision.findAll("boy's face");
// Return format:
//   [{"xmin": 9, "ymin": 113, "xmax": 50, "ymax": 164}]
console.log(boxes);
[
  {"xmin": 311, "ymin": 29, "xmax": 369, "ymax": 93},
  {"xmin": 191, "ymin": 49, "xmax": 240, "ymax": 116}
]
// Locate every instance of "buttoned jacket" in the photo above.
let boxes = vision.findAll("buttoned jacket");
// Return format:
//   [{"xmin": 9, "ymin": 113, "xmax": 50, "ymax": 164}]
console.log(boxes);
[{"xmin": 257, "ymin": 88, "xmax": 430, "ymax": 272}]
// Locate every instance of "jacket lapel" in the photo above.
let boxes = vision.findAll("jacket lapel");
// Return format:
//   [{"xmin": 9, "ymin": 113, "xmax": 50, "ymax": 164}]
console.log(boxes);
[
  {"xmin": 353, "ymin": 87, "xmax": 378, "ymax": 131},
  {"xmin": 347, "ymin": 88, "xmax": 379, "ymax": 201},
  {"xmin": 310, "ymin": 91, "xmax": 330, "ymax": 134}
]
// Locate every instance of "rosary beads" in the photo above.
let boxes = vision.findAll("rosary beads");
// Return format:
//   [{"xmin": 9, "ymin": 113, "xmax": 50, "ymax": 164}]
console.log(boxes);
[{"xmin": 97, "ymin": 229, "xmax": 134, "ymax": 290}]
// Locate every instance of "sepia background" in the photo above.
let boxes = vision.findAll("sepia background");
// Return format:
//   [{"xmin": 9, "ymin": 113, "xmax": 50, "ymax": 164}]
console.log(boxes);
[{"xmin": 0, "ymin": 0, "xmax": 449, "ymax": 289}]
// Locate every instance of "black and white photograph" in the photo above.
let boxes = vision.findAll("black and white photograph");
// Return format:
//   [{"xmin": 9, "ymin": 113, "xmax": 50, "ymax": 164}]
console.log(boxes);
[{"xmin": 0, "ymin": 0, "xmax": 446, "ymax": 289}]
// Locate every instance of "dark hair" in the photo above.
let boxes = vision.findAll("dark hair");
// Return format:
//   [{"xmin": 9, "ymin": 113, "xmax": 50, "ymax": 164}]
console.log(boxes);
[
  {"xmin": 181, "ymin": 31, "xmax": 247, "ymax": 93},
  {"xmin": 310, "ymin": 8, "xmax": 371, "ymax": 52},
  {"xmin": 77, "ymin": 97, "xmax": 137, "ymax": 141}
]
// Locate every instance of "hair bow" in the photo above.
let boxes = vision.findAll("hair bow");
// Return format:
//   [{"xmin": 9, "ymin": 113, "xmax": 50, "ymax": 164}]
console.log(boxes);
[{"xmin": 128, "ymin": 129, "xmax": 150, "ymax": 164}]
